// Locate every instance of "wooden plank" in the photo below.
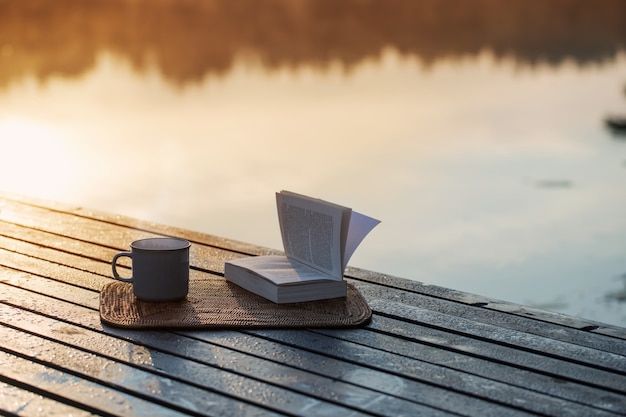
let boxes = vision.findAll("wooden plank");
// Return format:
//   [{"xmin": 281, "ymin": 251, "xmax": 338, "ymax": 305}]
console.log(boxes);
[
  {"xmin": 186, "ymin": 327, "xmax": 626, "ymax": 416},
  {"xmin": 1, "ymin": 274, "xmax": 622, "ymax": 416},
  {"xmin": 4, "ymin": 257, "xmax": 621, "ymax": 410},
  {"xmin": 3, "ymin": 210, "xmax": 625, "ymax": 362},
  {"xmin": 4, "ymin": 192, "xmax": 624, "ymax": 339},
  {"xmin": 361, "ymin": 294, "xmax": 626, "ymax": 376},
  {"xmin": 1, "ymin": 222, "xmax": 625, "ymax": 381},
  {"xmin": 0, "ymin": 323, "xmax": 294, "ymax": 417},
  {"xmin": 0, "ymin": 223, "xmax": 223, "ymax": 288},
  {"xmin": 324, "ymin": 315, "xmax": 626, "ymax": 412},
  {"xmin": 357, "ymin": 281, "xmax": 626, "ymax": 354},
  {"xmin": 0, "ymin": 315, "xmax": 363, "ymax": 417},
  {"xmin": 5, "ymin": 219, "xmax": 624, "ymax": 378},
  {"xmin": 0, "ymin": 196, "xmax": 626, "ymax": 339},
  {"xmin": 1, "ymin": 193, "xmax": 626, "ymax": 416},
  {"xmin": 345, "ymin": 267, "xmax": 626, "ymax": 339},
  {"xmin": 0, "ymin": 380, "xmax": 99, "ymax": 417},
  {"xmin": 0, "ymin": 192, "xmax": 269, "ymax": 255},
  {"xmin": 0, "ymin": 214, "xmax": 625, "ymax": 368},
  {"xmin": 103, "ymin": 330, "xmax": 542, "ymax": 417},
  {"xmin": 0, "ymin": 287, "xmax": 459, "ymax": 417},
  {"xmin": 0, "ymin": 196, "xmax": 253, "ymax": 273},
  {"xmin": 0, "ymin": 221, "xmax": 121, "ymax": 275},
  {"xmin": 242, "ymin": 328, "xmax": 625, "ymax": 415},
  {"xmin": 0, "ymin": 350, "xmax": 199, "ymax": 417},
  {"xmin": 0, "ymin": 245, "xmax": 110, "ymax": 291},
  {"xmin": 189, "ymin": 320, "xmax": 626, "ymax": 414}
]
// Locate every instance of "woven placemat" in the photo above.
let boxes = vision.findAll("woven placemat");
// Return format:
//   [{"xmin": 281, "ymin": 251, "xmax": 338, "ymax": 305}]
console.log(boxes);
[{"xmin": 99, "ymin": 277, "xmax": 371, "ymax": 329}]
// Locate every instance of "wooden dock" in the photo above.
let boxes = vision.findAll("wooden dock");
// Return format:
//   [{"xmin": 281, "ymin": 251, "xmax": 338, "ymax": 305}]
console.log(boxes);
[{"xmin": 1, "ymin": 192, "xmax": 625, "ymax": 416}]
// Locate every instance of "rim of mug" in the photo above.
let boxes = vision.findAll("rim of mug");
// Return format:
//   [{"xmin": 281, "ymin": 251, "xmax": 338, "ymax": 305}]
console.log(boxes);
[{"xmin": 130, "ymin": 237, "xmax": 191, "ymax": 251}]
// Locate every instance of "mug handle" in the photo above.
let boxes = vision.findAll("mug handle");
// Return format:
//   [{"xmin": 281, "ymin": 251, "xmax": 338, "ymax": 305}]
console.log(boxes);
[{"xmin": 112, "ymin": 251, "xmax": 133, "ymax": 282}]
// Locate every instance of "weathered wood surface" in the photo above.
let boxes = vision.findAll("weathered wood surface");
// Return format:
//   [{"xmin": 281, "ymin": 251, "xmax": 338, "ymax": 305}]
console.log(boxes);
[{"xmin": 1, "ymin": 192, "xmax": 625, "ymax": 417}]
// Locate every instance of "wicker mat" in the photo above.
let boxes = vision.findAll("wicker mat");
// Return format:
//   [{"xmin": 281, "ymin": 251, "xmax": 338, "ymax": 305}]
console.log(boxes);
[{"xmin": 99, "ymin": 278, "xmax": 372, "ymax": 329}]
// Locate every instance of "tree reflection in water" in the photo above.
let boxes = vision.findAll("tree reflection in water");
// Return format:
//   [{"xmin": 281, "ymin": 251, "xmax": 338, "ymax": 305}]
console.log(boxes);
[{"xmin": 1, "ymin": 0, "xmax": 625, "ymax": 89}]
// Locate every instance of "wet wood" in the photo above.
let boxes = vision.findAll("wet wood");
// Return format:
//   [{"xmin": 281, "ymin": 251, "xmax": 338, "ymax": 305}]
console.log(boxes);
[{"xmin": 0, "ymin": 192, "xmax": 625, "ymax": 417}]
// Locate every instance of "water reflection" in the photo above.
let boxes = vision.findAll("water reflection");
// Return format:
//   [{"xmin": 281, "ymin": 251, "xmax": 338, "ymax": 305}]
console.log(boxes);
[
  {"xmin": 1, "ymin": 1, "xmax": 626, "ymax": 328},
  {"xmin": 1, "ymin": 0, "xmax": 626, "ymax": 88}
]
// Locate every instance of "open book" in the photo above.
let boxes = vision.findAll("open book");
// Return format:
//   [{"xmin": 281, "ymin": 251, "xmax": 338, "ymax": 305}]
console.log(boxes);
[{"xmin": 224, "ymin": 190, "xmax": 380, "ymax": 303}]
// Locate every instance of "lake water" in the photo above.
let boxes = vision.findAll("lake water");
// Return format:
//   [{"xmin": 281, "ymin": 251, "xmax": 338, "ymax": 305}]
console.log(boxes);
[{"xmin": 1, "ymin": 0, "xmax": 625, "ymax": 327}]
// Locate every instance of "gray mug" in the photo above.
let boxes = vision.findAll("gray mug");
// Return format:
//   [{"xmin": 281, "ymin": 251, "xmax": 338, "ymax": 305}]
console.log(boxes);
[{"xmin": 112, "ymin": 237, "xmax": 191, "ymax": 302}]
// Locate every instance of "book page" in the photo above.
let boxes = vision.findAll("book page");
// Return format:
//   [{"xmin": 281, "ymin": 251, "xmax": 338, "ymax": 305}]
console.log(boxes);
[
  {"xmin": 276, "ymin": 191, "xmax": 348, "ymax": 279},
  {"xmin": 230, "ymin": 255, "xmax": 337, "ymax": 285},
  {"xmin": 343, "ymin": 210, "xmax": 381, "ymax": 269}
]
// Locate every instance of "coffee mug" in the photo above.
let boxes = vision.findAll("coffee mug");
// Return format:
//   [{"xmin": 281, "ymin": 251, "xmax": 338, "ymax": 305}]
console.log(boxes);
[{"xmin": 112, "ymin": 237, "xmax": 191, "ymax": 302}]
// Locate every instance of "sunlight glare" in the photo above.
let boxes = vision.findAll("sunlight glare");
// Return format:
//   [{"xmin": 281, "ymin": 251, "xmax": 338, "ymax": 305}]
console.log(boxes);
[{"xmin": 0, "ymin": 117, "xmax": 78, "ymax": 199}]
